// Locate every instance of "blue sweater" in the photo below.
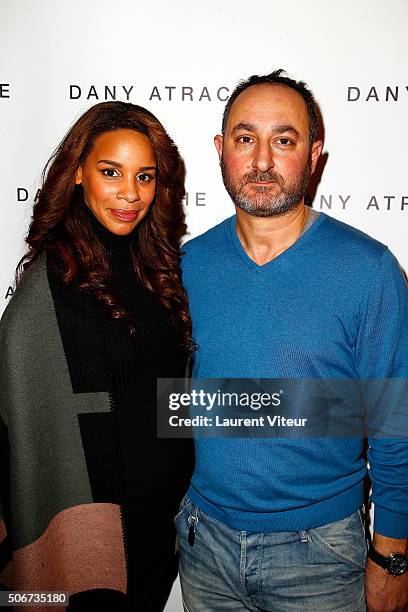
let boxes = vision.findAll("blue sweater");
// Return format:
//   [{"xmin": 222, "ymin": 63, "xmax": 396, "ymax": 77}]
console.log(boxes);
[{"xmin": 182, "ymin": 212, "xmax": 408, "ymax": 538}]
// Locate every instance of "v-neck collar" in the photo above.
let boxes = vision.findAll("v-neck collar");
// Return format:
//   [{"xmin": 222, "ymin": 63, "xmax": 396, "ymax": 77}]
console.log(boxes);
[{"xmin": 228, "ymin": 210, "xmax": 327, "ymax": 271}]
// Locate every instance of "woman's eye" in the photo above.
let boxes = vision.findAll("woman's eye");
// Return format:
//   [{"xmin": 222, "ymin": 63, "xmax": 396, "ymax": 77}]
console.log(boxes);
[
  {"xmin": 101, "ymin": 168, "xmax": 119, "ymax": 177},
  {"xmin": 136, "ymin": 173, "xmax": 154, "ymax": 183}
]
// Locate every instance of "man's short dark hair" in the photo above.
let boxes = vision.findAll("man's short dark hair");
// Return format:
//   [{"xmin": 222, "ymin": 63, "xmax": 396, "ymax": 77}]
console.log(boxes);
[{"xmin": 222, "ymin": 69, "xmax": 319, "ymax": 143}]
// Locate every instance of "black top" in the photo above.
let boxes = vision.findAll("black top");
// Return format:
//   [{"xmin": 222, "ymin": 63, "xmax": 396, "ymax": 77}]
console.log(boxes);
[{"xmin": 86, "ymin": 210, "xmax": 194, "ymax": 519}]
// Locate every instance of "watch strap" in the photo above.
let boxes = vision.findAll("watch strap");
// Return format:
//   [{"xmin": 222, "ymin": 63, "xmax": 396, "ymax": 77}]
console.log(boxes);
[{"xmin": 368, "ymin": 544, "xmax": 388, "ymax": 569}]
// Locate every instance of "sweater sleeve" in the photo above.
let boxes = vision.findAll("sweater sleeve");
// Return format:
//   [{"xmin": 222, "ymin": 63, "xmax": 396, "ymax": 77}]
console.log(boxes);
[{"xmin": 355, "ymin": 248, "xmax": 408, "ymax": 538}]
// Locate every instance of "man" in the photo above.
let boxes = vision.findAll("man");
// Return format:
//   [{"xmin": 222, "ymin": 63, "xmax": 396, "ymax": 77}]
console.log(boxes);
[{"xmin": 177, "ymin": 70, "xmax": 408, "ymax": 611}]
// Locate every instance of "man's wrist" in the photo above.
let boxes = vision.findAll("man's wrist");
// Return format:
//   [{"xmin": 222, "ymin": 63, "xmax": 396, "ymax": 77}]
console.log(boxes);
[{"xmin": 372, "ymin": 533, "xmax": 408, "ymax": 555}]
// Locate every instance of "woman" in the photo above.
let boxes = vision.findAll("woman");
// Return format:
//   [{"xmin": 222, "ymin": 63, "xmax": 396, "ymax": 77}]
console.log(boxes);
[{"xmin": 0, "ymin": 102, "xmax": 195, "ymax": 611}]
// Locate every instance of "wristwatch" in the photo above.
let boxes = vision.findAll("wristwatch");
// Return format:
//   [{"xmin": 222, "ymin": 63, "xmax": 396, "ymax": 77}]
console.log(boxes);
[{"xmin": 368, "ymin": 544, "xmax": 408, "ymax": 576}]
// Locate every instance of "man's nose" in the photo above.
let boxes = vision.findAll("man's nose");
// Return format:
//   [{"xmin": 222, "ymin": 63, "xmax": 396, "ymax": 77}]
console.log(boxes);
[
  {"xmin": 252, "ymin": 141, "xmax": 274, "ymax": 172},
  {"xmin": 118, "ymin": 176, "xmax": 140, "ymax": 203}
]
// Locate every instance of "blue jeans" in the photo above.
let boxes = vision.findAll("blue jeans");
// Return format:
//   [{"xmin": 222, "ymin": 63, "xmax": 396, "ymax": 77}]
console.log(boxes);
[{"xmin": 175, "ymin": 498, "xmax": 367, "ymax": 611}]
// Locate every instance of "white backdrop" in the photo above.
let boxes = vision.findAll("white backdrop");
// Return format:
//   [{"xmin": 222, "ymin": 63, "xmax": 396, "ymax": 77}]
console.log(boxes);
[{"xmin": 1, "ymin": 0, "xmax": 407, "ymax": 609}]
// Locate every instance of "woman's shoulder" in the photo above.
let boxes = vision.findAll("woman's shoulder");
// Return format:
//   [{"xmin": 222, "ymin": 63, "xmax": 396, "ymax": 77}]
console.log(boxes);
[{"xmin": 0, "ymin": 253, "xmax": 52, "ymax": 339}]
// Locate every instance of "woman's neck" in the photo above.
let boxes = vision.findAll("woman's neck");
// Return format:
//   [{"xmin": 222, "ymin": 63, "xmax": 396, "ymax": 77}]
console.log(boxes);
[{"xmin": 84, "ymin": 205, "xmax": 136, "ymax": 255}]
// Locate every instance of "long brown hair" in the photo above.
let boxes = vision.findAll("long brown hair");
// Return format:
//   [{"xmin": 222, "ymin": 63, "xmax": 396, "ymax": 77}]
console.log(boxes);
[{"xmin": 18, "ymin": 101, "xmax": 193, "ymax": 348}]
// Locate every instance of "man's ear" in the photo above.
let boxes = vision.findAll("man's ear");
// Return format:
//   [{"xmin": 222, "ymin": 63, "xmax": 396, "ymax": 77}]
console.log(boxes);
[
  {"xmin": 310, "ymin": 140, "xmax": 323, "ymax": 174},
  {"xmin": 214, "ymin": 134, "xmax": 223, "ymax": 163},
  {"xmin": 75, "ymin": 166, "xmax": 83, "ymax": 185}
]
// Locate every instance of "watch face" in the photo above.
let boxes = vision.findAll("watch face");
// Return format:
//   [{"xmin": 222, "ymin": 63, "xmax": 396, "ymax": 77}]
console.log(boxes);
[{"xmin": 388, "ymin": 554, "xmax": 408, "ymax": 576}]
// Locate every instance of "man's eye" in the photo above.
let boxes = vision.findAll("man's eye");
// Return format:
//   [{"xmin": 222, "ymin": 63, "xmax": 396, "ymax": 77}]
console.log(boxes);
[
  {"xmin": 237, "ymin": 136, "xmax": 253, "ymax": 144},
  {"xmin": 136, "ymin": 173, "xmax": 155, "ymax": 183},
  {"xmin": 277, "ymin": 138, "xmax": 293, "ymax": 146},
  {"xmin": 101, "ymin": 168, "xmax": 119, "ymax": 177}
]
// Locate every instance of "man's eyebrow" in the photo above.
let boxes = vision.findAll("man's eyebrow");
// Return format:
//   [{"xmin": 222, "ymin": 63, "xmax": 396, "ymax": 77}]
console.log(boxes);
[
  {"xmin": 96, "ymin": 160, "xmax": 156, "ymax": 170},
  {"xmin": 231, "ymin": 122, "xmax": 257, "ymax": 134},
  {"xmin": 231, "ymin": 123, "xmax": 299, "ymax": 137},
  {"xmin": 271, "ymin": 124, "xmax": 299, "ymax": 137}
]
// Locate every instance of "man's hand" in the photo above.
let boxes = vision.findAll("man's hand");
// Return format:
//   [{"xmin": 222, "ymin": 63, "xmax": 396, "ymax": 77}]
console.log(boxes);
[{"xmin": 365, "ymin": 534, "xmax": 408, "ymax": 612}]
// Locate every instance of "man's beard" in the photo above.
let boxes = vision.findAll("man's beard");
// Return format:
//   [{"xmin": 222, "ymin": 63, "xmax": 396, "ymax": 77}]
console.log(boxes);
[{"xmin": 221, "ymin": 156, "xmax": 311, "ymax": 218}]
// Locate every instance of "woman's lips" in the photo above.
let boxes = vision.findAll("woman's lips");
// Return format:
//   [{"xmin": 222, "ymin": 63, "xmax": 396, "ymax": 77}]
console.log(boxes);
[{"xmin": 110, "ymin": 209, "xmax": 139, "ymax": 222}]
